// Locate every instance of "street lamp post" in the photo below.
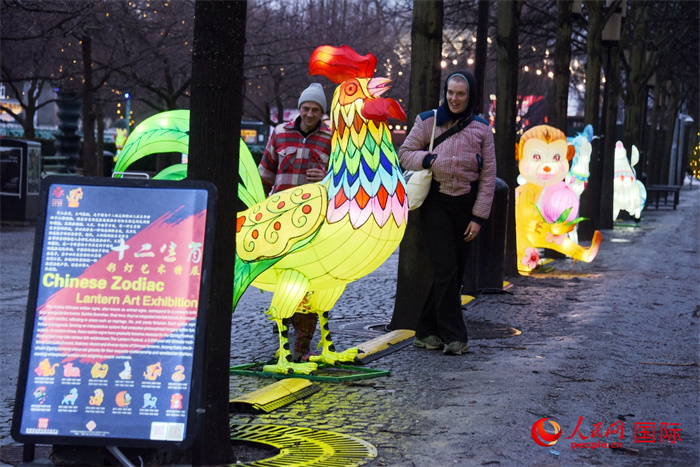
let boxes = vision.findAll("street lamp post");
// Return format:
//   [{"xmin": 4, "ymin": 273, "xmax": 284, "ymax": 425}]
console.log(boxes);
[{"xmin": 124, "ymin": 92, "xmax": 131, "ymax": 134}]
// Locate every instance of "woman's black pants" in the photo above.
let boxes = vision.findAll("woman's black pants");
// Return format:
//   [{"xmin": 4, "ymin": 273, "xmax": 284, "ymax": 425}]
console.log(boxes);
[{"xmin": 416, "ymin": 182, "xmax": 477, "ymax": 344}]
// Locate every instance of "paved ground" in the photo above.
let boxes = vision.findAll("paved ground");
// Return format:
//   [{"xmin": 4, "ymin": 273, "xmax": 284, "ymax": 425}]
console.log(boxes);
[{"xmin": 1, "ymin": 180, "xmax": 698, "ymax": 466}]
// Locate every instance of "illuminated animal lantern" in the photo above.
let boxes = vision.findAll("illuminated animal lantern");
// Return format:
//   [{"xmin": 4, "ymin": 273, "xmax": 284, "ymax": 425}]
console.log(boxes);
[
  {"xmin": 114, "ymin": 119, "xmax": 129, "ymax": 161},
  {"xmin": 233, "ymin": 45, "xmax": 408, "ymax": 374},
  {"xmin": 613, "ymin": 141, "xmax": 646, "ymax": 220},
  {"xmin": 565, "ymin": 125, "xmax": 595, "ymax": 198},
  {"xmin": 565, "ymin": 124, "xmax": 595, "ymax": 244},
  {"xmin": 515, "ymin": 125, "xmax": 602, "ymax": 274}
]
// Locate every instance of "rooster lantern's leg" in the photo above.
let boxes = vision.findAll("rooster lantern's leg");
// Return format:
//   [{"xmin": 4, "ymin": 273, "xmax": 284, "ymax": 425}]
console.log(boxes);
[
  {"xmin": 305, "ymin": 285, "xmax": 360, "ymax": 365},
  {"xmin": 262, "ymin": 270, "xmax": 318, "ymax": 374}
]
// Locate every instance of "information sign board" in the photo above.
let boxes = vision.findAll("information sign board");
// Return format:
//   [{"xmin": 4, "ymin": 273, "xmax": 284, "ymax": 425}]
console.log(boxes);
[{"xmin": 12, "ymin": 176, "xmax": 216, "ymax": 449}]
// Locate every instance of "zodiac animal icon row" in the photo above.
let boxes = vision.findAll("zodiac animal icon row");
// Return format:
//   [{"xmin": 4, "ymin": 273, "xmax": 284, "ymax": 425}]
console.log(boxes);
[
  {"xmin": 34, "ymin": 358, "xmax": 186, "ymax": 382},
  {"xmin": 33, "ymin": 385, "xmax": 185, "ymax": 410}
]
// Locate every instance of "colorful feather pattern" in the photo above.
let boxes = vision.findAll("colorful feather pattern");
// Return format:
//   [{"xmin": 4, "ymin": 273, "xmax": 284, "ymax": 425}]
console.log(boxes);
[{"xmin": 321, "ymin": 77, "xmax": 408, "ymax": 229}]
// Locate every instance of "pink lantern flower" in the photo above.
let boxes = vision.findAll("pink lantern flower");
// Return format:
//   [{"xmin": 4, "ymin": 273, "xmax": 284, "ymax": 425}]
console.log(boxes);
[
  {"xmin": 545, "ymin": 232, "xmax": 566, "ymax": 245},
  {"xmin": 521, "ymin": 247, "xmax": 540, "ymax": 270}
]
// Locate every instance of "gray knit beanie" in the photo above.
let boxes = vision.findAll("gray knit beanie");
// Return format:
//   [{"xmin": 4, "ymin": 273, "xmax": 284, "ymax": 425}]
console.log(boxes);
[{"xmin": 298, "ymin": 83, "xmax": 327, "ymax": 113}]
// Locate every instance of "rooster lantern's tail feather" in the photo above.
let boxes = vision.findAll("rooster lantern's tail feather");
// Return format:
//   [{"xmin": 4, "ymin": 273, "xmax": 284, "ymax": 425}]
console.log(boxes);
[
  {"xmin": 112, "ymin": 109, "xmax": 265, "ymax": 208},
  {"xmin": 113, "ymin": 110, "xmax": 191, "ymax": 176},
  {"xmin": 111, "ymin": 109, "xmax": 269, "ymax": 310}
]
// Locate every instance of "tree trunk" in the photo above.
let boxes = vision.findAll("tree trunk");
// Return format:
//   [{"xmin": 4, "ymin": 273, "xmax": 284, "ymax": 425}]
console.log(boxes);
[
  {"xmin": 2, "ymin": 78, "xmax": 41, "ymax": 141},
  {"xmin": 274, "ymin": 77, "xmax": 284, "ymax": 124},
  {"xmin": 390, "ymin": 0, "xmax": 443, "ymax": 331},
  {"xmin": 577, "ymin": 0, "xmax": 605, "ymax": 240},
  {"xmin": 188, "ymin": 1, "xmax": 247, "ymax": 464},
  {"xmin": 583, "ymin": 2, "xmax": 604, "ymax": 132},
  {"xmin": 660, "ymin": 86, "xmax": 680, "ymax": 185},
  {"xmin": 81, "ymin": 35, "xmax": 97, "ymax": 176},
  {"xmin": 96, "ymin": 102, "xmax": 104, "ymax": 177},
  {"xmin": 495, "ymin": 0, "xmax": 522, "ymax": 277},
  {"xmin": 406, "ymin": 0, "xmax": 443, "ymax": 124},
  {"xmin": 474, "ymin": 0, "xmax": 490, "ymax": 115},
  {"xmin": 624, "ymin": 2, "xmax": 656, "ymax": 159},
  {"xmin": 22, "ymin": 80, "xmax": 40, "ymax": 141},
  {"xmin": 551, "ymin": 0, "xmax": 573, "ymax": 131},
  {"xmin": 647, "ymin": 81, "xmax": 662, "ymax": 185},
  {"xmin": 600, "ymin": 42, "xmax": 621, "ymax": 227}
]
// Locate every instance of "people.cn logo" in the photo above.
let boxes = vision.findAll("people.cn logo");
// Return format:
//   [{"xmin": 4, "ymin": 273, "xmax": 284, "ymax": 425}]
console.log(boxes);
[{"xmin": 531, "ymin": 418, "xmax": 562, "ymax": 446}]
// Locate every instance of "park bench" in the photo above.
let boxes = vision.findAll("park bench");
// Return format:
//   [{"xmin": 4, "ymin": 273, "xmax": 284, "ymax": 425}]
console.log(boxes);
[{"xmin": 645, "ymin": 184, "xmax": 681, "ymax": 210}]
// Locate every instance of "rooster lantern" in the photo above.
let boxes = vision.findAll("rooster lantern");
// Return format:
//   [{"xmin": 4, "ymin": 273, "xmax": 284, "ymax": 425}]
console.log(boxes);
[
  {"xmin": 113, "ymin": 45, "xmax": 408, "ymax": 374},
  {"xmin": 236, "ymin": 45, "xmax": 408, "ymax": 373}
]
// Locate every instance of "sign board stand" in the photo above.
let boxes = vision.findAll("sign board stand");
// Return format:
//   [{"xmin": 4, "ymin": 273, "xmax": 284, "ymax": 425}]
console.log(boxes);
[{"xmin": 11, "ymin": 176, "xmax": 216, "ymax": 463}]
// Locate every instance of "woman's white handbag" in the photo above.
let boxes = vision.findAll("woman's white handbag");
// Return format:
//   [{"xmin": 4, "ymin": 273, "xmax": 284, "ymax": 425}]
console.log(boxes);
[
  {"xmin": 404, "ymin": 110, "xmax": 437, "ymax": 211},
  {"xmin": 405, "ymin": 169, "xmax": 433, "ymax": 210}
]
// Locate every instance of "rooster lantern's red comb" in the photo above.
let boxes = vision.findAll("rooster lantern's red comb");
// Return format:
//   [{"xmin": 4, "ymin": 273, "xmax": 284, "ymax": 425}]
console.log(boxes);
[{"xmin": 309, "ymin": 45, "xmax": 377, "ymax": 84}]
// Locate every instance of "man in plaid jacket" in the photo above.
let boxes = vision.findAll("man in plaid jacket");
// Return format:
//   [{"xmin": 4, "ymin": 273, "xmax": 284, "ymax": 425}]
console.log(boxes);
[{"xmin": 258, "ymin": 83, "xmax": 332, "ymax": 360}]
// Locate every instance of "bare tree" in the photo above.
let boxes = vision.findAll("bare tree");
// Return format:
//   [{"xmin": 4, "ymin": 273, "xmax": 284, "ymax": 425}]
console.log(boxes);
[
  {"xmin": 551, "ymin": 0, "xmax": 573, "ymax": 130},
  {"xmin": 391, "ymin": 0, "xmax": 443, "ymax": 330},
  {"xmin": 575, "ymin": 0, "xmax": 619, "ymax": 238},
  {"xmin": 495, "ymin": 0, "xmax": 523, "ymax": 276},
  {"xmin": 621, "ymin": 1, "xmax": 699, "ymax": 182},
  {"xmin": 243, "ymin": 0, "xmax": 413, "ymax": 125},
  {"xmin": 187, "ymin": 0, "xmax": 247, "ymax": 464},
  {"xmin": 113, "ymin": 1, "xmax": 195, "ymax": 113},
  {"xmin": 0, "ymin": 0, "xmax": 83, "ymax": 139}
]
